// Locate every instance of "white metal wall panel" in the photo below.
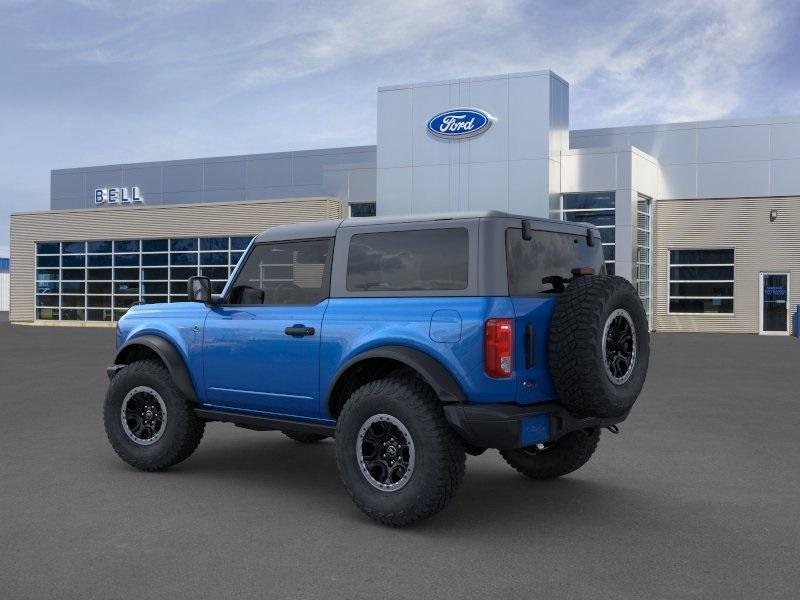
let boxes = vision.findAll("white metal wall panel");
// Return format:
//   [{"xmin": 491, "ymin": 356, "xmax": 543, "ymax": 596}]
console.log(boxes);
[
  {"xmin": 654, "ymin": 196, "xmax": 800, "ymax": 333},
  {"xmin": 0, "ymin": 272, "xmax": 9, "ymax": 312},
  {"xmin": 10, "ymin": 198, "xmax": 343, "ymax": 322}
]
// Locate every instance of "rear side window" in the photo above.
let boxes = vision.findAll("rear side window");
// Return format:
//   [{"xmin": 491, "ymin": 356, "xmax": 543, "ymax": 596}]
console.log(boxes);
[
  {"xmin": 229, "ymin": 239, "xmax": 332, "ymax": 305},
  {"xmin": 506, "ymin": 228, "xmax": 604, "ymax": 295},
  {"xmin": 346, "ymin": 228, "xmax": 468, "ymax": 292}
]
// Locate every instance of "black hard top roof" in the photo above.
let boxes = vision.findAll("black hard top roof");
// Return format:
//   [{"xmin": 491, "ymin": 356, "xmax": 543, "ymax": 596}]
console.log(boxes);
[{"xmin": 253, "ymin": 210, "xmax": 594, "ymax": 243}]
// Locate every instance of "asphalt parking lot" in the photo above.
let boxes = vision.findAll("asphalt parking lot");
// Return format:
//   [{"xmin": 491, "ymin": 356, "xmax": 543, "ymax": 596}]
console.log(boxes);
[{"xmin": 1, "ymin": 323, "xmax": 799, "ymax": 599}]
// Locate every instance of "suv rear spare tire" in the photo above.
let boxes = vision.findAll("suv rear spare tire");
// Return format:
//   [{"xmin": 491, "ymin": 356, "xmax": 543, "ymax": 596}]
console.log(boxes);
[{"xmin": 548, "ymin": 275, "xmax": 649, "ymax": 418}]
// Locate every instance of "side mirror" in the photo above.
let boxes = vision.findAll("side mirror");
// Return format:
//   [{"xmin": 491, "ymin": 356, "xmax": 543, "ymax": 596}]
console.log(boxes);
[{"xmin": 187, "ymin": 276, "xmax": 212, "ymax": 303}]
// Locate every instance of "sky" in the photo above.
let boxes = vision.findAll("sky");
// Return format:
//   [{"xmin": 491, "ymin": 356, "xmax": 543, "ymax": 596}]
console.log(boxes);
[{"xmin": 1, "ymin": 0, "xmax": 799, "ymax": 249}]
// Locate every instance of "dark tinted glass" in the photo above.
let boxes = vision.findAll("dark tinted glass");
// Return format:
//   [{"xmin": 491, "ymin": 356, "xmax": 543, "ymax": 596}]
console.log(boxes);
[
  {"xmin": 669, "ymin": 299, "xmax": 733, "ymax": 314},
  {"xmin": 114, "ymin": 282, "xmax": 139, "ymax": 295},
  {"xmin": 88, "ymin": 254, "xmax": 112, "ymax": 267},
  {"xmin": 114, "ymin": 268, "xmax": 139, "ymax": 280},
  {"xmin": 170, "ymin": 267, "xmax": 197, "ymax": 280},
  {"xmin": 141, "ymin": 282, "xmax": 168, "ymax": 295},
  {"xmin": 346, "ymin": 229, "xmax": 468, "ymax": 292},
  {"xmin": 37, "ymin": 255, "xmax": 59, "ymax": 267},
  {"xmin": 36, "ymin": 308, "xmax": 59, "ymax": 320},
  {"xmin": 230, "ymin": 239, "xmax": 332, "ymax": 305},
  {"xmin": 62, "ymin": 241, "xmax": 86, "ymax": 254},
  {"xmin": 200, "ymin": 252, "xmax": 227, "ymax": 265},
  {"xmin": 114, "ymin": 240, "xmax": 139, "ymax": 253},
  {"xmin": 670, "ymin": 282, "xmax": 734, "ymax": 297},
  {"xmin": 62, "ymin": 269, "xmax": 85, "ymax": 281},
  {"xmin": 61, "ymin": 295, "xmax": 84, "ymax": 307},
  {"xmin": 87, "ymin": 241, "xmax": 112, "ymax": 253},
  {"xmin": 350, "ymin": 202, "xmax": 377, "ymax": 217},
  {"xmin": 87, "ymin": 309, "xmax": 113, "ymax": 321},
  {"xmin": 170, "ymin": 238, "xmax": 197, "ymax": 251},
  {"xmin": 605, "ymin": 263, "xmax": 615, "ymax": 275},
  {"xmin": 142, "ymin": 239, "xmax": 168, "ymax": 252},
  {"xmin": 36, "ymin": 269, "xmax": 59, "ymax": 281},
  {"xmin": 200, "ymin": 237, "xmax": 228, "ymax": 251},
  {"xmin": 602, "ymin": 245, "xmax": 615, "ymax": 260},
  {"xmin": 114, "ymin": 254, "xmax": 139, "ymax": 267},
  {"xmin": 61, "ymin": 282, "xmax": 85, "ymax": 294},
  {"xmin": 142, "ymin": 268, "xmax": 168, "ymax": 280},
  {"xmin": 231, "ymin": 236, "xmax": 253, "ymax": 250},
  {"xmin": 562, "ymin": 192, "xmax": 615, "ymax": 210},
  {"xmin": 36, "ymin": 280, "xmax": 59, "ymax": 294},
  {"xmin": 36, "ymin": 242, "xmax": 59, "ymax": 254},
  {"xmin": 88, "ymin": 295, "xmax": 112, "ymax": 307},
  {"xmin": 88, "ymin": 282, "xmax": 112, "ymax": 294},
  {"xmin": 61, "ymin": 309, "xmax": 85, "ymax": 320},
  {"xmin": 142, "ymin": 253, "xmax": 168, "ymax": 266},
  {"xmin": 200, "ymin": 267, "xmax": 228, "ymax": 279},
  {"xmin": 36, "ymin": 295, "xmax": 58, "ymax": 307},
  {"xmin": 62, "ymin": 255, "xmax": 85, "ymax": 267},
  {"xmin": 142, "ymin": 296, "xmax": 169, "ymax": 305},
  {"xmin": 598, "ymin": 228, "xmax": 615, "ymax": 243},
  {"xmin": 506, "ymin": 228, "xmax": 604, "ymax": 295},
  {"xmin": 88, "ymin": 268, "xmax": 112, "ymax": 280},
  {"xmin": 670, "ymin": 266, "xmax": 733, "ymax": 281},
  {"xmin": 171, "ymin": 252, "xmax": 198, "ymax": 266},
  {"xmin": 114, "ymin": 296, "xmax": 139, "ymax": 308},
  {"xmin": 564, "ymin": 211, "xmax": 615, "ymax": 226},
  {"xmin": 670, "ymin": 249, "xmax": 734, "ymax": 265}
]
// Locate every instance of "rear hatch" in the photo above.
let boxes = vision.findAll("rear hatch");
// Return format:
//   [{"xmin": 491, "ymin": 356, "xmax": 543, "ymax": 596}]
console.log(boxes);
[{"xmin": 505, "ymin": 224, "xmax": 604, "ymax": 404}]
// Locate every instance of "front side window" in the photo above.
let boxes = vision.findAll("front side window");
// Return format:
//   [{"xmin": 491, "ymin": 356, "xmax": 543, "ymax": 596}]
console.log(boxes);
[
  {"xmin": 346, "ymin": 228, "xmax": 468, "ymax": 292},
  {"xmin": 668, "ymin": 249, "xmax": 734, "ymax": 314},
  {"xmin": 229, "ymin": 239, "xmax": 332, "ymax": 306}
]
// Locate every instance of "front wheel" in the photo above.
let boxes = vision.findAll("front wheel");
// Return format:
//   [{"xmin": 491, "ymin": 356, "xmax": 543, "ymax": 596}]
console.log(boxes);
[
  {"xmin": 335, "ymin": 375, "xmax": 466, "ymax": 526},
  {"xmin": 103, "ymin": 359, "xmax": 205, "ymax": 471},
  {"xmin": 500, "ymin": 428, "xmax": 600, "ymax": 480}
]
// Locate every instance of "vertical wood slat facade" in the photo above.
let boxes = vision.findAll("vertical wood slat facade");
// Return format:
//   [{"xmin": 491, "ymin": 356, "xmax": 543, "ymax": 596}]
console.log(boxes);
[
  {"xmin": 10, "ymin": 198, "xmax": 343, "ymax": 322},
  {"xmin": 654, "ymin": 197, "xmax": 800, "ymax": 334}
]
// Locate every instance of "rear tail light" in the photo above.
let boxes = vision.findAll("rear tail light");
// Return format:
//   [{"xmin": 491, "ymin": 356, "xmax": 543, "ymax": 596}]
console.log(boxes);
[{"xmin": 485, "ymin": 319, "xmax": 513, "ymax": 378}]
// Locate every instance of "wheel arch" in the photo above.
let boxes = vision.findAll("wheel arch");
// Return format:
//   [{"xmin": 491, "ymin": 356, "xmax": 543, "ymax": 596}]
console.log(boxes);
[
  {"xmin": 326, "ymin": 345, "xmax": 466, "ymax": 419},
  {"xmin": 113, "ymin": 335, "xmax": 199, "ymax": 403}
]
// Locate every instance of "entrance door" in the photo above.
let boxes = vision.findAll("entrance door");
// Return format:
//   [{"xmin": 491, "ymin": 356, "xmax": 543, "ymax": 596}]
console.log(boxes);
[{"xmin": 759, "ymin": 273, "xmax": 790, "ymax": 335}]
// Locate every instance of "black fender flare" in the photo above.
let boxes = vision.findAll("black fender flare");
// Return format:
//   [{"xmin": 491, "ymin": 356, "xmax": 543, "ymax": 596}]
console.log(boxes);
[
  {"xmin": 113, "ymin": 334, "xmax": 199, "ymax": 403},
  {"xmin": 326, "ymin": 345, "xmax": 466, "ymax": 410}
]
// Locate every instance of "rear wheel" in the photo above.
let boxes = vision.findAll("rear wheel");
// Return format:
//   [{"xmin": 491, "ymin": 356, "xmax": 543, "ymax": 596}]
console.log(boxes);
[
  {"xmin": 282, "ymin": 431, "xmax": 328, "ymax": 444},
  {"xmin": 335, "ymin": 374, "xmax": 466, "ymax": 526},
  {"xmin": 103, "ymin": 359, "xmax": 205, "ymax": 471},
  {"xmin": 500, "ymin": 428, "xmax": 600, "ymax": 480}
]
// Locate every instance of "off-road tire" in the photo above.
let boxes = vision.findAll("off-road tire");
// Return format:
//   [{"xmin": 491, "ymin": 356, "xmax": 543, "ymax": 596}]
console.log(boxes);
[
  {"xmin": 282, "ymin": 431, "xmax": 328, "ymax": 443},
  {"xmin": 501, "ymin": 428, "xmax": 600, "ymax": 480},
  {"xmin": 549, "ymin": 275, "xmax": 649, "ymax": 417},
  {"xmin": 104, "ymin": 359, "xmax": 205, "ymax": 471},
  {"xmin": 335, "ymin": 374, "xmax": 466, "ymax": 526}
]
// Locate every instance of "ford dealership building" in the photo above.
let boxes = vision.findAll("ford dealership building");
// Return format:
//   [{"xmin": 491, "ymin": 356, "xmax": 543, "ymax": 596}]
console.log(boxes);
[{"xmin": 9, "ymin": 69, "xmax": 800, "ymax": 334}]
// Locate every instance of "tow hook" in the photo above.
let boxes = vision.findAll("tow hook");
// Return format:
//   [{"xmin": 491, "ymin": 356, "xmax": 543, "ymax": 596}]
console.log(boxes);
[{"xmin": 606, "ymin": 425, "xmax": 620, "ymax": 434}]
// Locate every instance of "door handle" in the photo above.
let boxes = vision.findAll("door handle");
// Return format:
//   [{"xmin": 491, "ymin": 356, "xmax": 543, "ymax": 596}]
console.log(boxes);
[{"xmin": 284, "ymin": 325, "xmax": 315, "ymax": 337}]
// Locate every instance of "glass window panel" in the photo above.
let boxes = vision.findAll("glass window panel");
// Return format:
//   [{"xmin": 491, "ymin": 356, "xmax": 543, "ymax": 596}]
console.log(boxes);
[
  {"xmin": 141, "ymin": 281, "xmax": 168, "ymax": 295},
  {"xmin": 211, "ymin": 281, "xmax": 226, "ymax": 294},
  {"xmin": 171, "ymin": 252, "xmax": 198, "ymax": 266},
  {"xmin": 170, "ymin": 267, "xmax": 197, "ymax": 280},
  {"xmin": 88, "ymin": 282, "xmax": 112, "ymax": 294},
  {"xmin": 598, "ymin": 228, "xmax": 615, "ymax": 244},
  {"xmin": 563, "ymin": 211, "xmax": 615, "ymax": 226},
  {"xmin": 142, "ymin": 239, "xmax": 168, "ymax": 252},
  {"xmin": 115, "ymin": 254, "xmax": 139, "ymax": 267},
  {"xmin": 142, "ymin": 253, "xmax": 168, "ymax": 266},
  {"xmin": 62, "ymin": 269, "xmax": 85, "ymax": 281},
  {"xmin": 169, "ymin": 296, "xmax": 186, "ymax": 303},
  {"xmin": 346, "ymin": 231, "xmax": 466, "ymax": 293},
  {"xmin": 62, "ymin": 255, "xmax": 86, "ymax": 267},
  {"xmin": 200, "ymin": 267, "xmax": 229, "ymax": 279},
  {"xmin": 349, "ymin": 202, "xmax": 377, "ymax": 217},
  {"xmin": 36, "ymin": 307, "xmax": 59, "ymax": 320},
  {"xmin": 669, "ymin": 299, "xmax": 733, "ymax": 314},
  {"xmin": 114, "ymin": 268, "xmax": 139, "ymax": 280},
  {"xmin": 200, "ymin": 252, "xmax": 228, "ymax": 265},
  {"xmin": 114, "ymin": 281, "xmax": 140, "ymax": 294},
  {"xmin": 114, "ymin": 296, "xmax": 140, "ymax": 308},
  {"xmin": 61, "ymin": 282, "xmax": 85, "ymax": 294},
  {"xmin": 36, "ymin": 242, "xmax": 60, "ymax": 254},
  {"xmin": 142, "ymin": 267, "xmax": 169, "ymax": 280},
  {"xmin": 36, "ymin": 268, "xmax": 59, "ymax": 281},
  {"xmin": 142, "ymin": 296, "xmax": 169, "ymax": 304},
  {"xmin": 36, "ymin": 295, "xmax": 59, "ymax": 307},
  {"xmin": 87, "ymin": 295, "xmax": 112, "ymax": 308},
  {"xmin": 61, "ymin": 241, "xmax": 86, "ymax": 254},
  {"xmin": 670, "ymin": 282, "xmax": 734, "ymax": 297},
  {"xmin": 669, "ymin": 266, "xmax": 733, "ymax": 281},
  {"xmin": 170, "ymin": 238, "xmax": 197, "ymax": 251},
  {"xmin": 562, "ymin": 192, "xmax": 615, "ymax": 210},
  {"xmin": 87, "ymin": 241, "xmax": 112, "ymax": 253},
  {"xmin": 231, "ymin": 252, "xmax": 244, "ymax": 264},
  {"xmin": 88, "ymin": 268, "xmax": 112, "ymax": 280},
  {"xmin": 114, "ymin": 240, "xmax": 139, "ymax": 253},
  {"xmin": 602, "ymin": 245, "xmax": 615, "ymax": 261},
  {"xmin": 170, "ymin": 281, "xmax": 188, "ymax": 295},
  {"xmin": 36, "ymin": 280, "xmax": 59, "ymax": 294},
  {"xmin": 605, "ymin": 263, "xmax": 615, "ymax": 276},
  {"xmin": 61, "ymin": 295, "xmax": 85, "ymax": 307},
  {"xmin": 670, "ymin": 249, "xmax": 734, "ymax": 265},
  {"xmin": 87, "ymin": 309, "xmax": 113, "ymax": 321},
  {"xmin": 230, "ymin": 236, "xmax": 252, "ymax": 251},
  {"xmin": 37, "ymin": 255, "xmax": 59, "ymax": 268},
  {"xmin": 88, "ymin": 254, "xmax": 112, "ymax": 267},
  {"xmin": 200, "ymin": 237, "xmax": 228, "ymax": 251},
  {"xmin": 114, "ymin": 309, "xmax": 130, "ymax": 320}
]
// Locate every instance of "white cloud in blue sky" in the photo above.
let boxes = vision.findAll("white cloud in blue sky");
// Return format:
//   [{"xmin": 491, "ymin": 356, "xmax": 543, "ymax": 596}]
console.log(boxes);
[{"xmin": 0, "ymin": 0, "xmax": 798, "ymax": 247}]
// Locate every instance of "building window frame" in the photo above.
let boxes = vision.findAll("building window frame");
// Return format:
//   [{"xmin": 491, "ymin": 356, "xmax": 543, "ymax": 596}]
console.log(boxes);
[
  {"xmin": 560, "ymin": 192, "xmax": 616, "ymax": 276},
  {"xmin": 667, "ymin": 248, "xmax": 735, "ymax": 315}
]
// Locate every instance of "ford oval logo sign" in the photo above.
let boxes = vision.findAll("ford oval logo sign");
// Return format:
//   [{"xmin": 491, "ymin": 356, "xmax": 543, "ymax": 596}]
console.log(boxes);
[{"xmin": 427, "ymin": 108, "xmax": 493, "ymax": 139}]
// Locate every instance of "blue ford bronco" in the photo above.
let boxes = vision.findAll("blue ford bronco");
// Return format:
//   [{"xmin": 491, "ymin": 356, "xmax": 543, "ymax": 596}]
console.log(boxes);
[{"xmin": 104, "ymin": 211, "xmax": 649, "ymax": 526}]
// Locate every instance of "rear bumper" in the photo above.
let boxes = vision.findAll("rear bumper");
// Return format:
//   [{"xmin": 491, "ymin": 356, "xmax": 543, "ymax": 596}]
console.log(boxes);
[{"xmin": 443, "ymin": 402, "xmax": 628, "ymax": 450}]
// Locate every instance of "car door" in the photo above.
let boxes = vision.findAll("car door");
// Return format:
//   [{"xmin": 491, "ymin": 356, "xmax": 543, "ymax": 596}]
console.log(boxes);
[{"xmin": 202, "ymin": 238, "xmax": 333, "ymax": 419}]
